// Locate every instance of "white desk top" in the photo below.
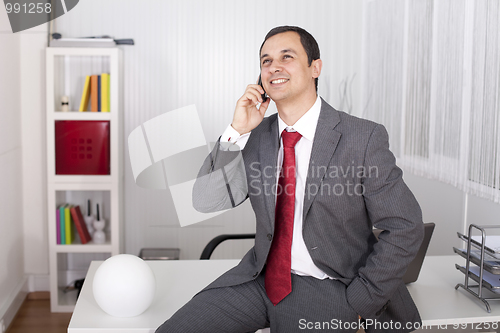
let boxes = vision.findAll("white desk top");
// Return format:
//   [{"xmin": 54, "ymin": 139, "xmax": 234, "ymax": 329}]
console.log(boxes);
[
  {"xmin": 68, "ymin": 259, "xmax": 240, "ymax": 333},
  {"xmin": 68, "ymin": 256, "xmax": 500, "ymax": 332},
  {"xmin": 407, "ymin": 255, "xmax": 500, "ymax": 326}
]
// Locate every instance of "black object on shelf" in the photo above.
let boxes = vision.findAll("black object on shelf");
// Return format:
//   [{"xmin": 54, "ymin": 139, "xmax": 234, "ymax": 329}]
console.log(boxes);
[
  {"xmin": 114, "ymin": 39, "xmax": 134, "ymax": 45},
  {"xmin": 75, "ymin": 278, "xmax": 85, "ymax": 298}
]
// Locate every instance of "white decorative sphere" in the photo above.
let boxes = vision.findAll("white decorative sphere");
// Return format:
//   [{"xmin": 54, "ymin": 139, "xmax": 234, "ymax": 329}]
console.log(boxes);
[{"xmin": 93, "ymin": 254, "xmax": 156, "ymax": 317}]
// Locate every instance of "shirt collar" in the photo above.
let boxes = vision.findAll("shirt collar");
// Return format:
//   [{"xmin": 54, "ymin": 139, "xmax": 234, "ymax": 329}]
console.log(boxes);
[{"xmin": 278, "ymin": 95, "xmax": 322, "ymax": 142}]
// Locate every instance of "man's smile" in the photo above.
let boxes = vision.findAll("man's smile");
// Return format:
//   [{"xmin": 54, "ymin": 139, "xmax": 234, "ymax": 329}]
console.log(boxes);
[{"xmin": 270, "ymin": 78, "xmax": 289, "ymax": 85}]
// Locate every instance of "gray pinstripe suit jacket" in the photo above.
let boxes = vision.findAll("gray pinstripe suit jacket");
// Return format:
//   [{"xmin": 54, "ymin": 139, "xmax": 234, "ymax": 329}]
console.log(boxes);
[{"xmin": 193, "ymin": 98, "xmax": 424, "ymax": 330}]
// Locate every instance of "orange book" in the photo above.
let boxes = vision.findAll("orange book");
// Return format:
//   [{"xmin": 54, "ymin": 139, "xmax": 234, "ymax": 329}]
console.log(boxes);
[{"xmin": 91, "ymin": 75, "xmax": 98, "ymax": 112}]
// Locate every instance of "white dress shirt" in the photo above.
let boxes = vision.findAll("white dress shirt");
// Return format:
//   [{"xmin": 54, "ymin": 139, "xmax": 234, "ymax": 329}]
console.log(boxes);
[{"xmin": 221, "ymin": 96, "xmax": 332, "ymax": 280}]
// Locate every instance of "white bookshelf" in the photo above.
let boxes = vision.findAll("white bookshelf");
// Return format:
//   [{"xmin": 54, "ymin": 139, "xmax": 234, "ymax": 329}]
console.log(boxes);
[{"xmin": 46, "ymin": 47, "xmax": 124, "ymax": 312}]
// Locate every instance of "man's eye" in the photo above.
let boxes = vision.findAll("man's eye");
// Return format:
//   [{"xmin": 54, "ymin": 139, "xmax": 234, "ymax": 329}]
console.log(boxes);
[
  {"xmin": 283, "ymin": 55, "xmax": 292, "ymax": 59},
  {"xmin": 262, "ymin": 59, "xmax": 270, "ymax": 64}
]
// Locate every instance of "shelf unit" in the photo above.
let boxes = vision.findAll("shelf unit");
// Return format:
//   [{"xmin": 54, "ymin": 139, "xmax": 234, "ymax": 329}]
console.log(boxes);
[{"xmin": 46, "ymin": 47, "xmax": 123, "ymax": 312}]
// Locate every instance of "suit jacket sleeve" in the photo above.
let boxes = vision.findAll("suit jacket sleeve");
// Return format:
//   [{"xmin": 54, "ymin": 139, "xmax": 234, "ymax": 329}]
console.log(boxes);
[
  {"xmin": 192, "ymin": 138, "xmax": 249, "ymax": 213},
  {"xmin": 345, "ymin": 124, "xmax": 424, "ymax": 319}
]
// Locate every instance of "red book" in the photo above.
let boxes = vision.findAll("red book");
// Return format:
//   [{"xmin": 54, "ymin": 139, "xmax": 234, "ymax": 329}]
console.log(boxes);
[{"xmin": 70, "ymin": 205, "xmax": 92, "ymax": 244}]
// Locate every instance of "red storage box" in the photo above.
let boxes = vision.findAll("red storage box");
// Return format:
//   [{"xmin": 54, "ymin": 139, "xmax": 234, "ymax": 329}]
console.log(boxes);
[{"xmin": 55, "ymin": 121, "xmax": 110, "ymax": 175}]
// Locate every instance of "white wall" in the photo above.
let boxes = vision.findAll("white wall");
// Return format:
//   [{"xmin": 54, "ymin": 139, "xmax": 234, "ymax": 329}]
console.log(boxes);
[
  {"xmin": 19, "ymin": 25, "xmax": 49, "ymax": 277},
  {"xmin": 403, "ymin": 170, "xmax": 500, "ymax": 256},
  {"xmin": 403, "ymin": 171, "xmax": 466, "ymax": 256},
  {"xmin": 0, "ymin": 7, "xmax": 25, "ymax": 323},
  {"xmin": 52, "ymin": 0, "xmax": 364, "ymax": 259},
  {"xmin": 7, "ymin": 0, "xmax": 500, "ymax": 286}
]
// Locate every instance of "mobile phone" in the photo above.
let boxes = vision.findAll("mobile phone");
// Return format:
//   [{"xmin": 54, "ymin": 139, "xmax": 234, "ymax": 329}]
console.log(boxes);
[{"xmin": 258, "ymin": 75, "xmax": 267, "ymax": 103}]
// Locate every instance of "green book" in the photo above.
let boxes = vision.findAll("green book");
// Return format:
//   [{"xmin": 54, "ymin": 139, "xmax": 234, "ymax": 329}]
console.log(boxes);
[
  {"xmin": 59, "ymin": 205, "xmax": 66, "ymax": 244},
  {"xmin": 65, "ymin": 205, "xmax": 74, "ymax": 244}
]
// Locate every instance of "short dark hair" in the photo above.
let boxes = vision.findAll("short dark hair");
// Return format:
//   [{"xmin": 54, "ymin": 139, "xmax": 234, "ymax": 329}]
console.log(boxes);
[{"xmin": 260, "ymin": 26, "xmax": 320, "ymax": 91}]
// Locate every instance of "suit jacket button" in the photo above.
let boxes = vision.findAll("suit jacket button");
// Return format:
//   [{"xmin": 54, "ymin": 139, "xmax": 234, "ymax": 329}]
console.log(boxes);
[
  {"xmin": 267, "ymin": 234, "xmax": 272, "ymax": 241},
  {"xmin": 253, "ymin": 272, "xmax": 259, "ymax": 278}
]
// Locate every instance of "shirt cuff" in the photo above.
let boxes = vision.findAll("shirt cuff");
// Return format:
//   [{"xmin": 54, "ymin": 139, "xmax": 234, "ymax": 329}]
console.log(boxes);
[{"xmin": 220, "ymin": 124, "xmax": 251, "ymax": 150}]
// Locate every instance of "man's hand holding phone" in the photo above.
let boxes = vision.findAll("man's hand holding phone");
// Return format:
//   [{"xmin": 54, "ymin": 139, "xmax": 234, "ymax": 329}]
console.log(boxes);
[{"xmin": 231, "ymin": 82, "xmax": 270, "ymax": 135}]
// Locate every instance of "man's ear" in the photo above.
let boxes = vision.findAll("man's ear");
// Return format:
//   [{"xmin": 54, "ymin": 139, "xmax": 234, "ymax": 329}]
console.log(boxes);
[{"xmin": 312, "ymin": 59, "xmax": 322, "ymax": 78}]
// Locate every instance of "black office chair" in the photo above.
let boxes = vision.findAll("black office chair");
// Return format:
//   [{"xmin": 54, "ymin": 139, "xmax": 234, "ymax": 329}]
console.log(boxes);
[
  {"xmin": 373, "ymin": 222, "xmax": 435, "ymax": 283},
  {"xmin": 200, "ymin": 234, "xmax": 256, "ymax": 259}
]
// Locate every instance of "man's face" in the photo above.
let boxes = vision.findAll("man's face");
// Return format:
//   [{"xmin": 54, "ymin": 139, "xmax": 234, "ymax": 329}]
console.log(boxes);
[{"xmin": 260, "ymin": 31, "xmax": 320, "ymax": 104}]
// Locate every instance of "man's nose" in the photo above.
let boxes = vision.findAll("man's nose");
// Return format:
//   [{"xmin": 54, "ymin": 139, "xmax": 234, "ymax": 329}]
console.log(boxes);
[{"xmin": 270, "ymin": 64, "xmax": 282, "ymax": 74}]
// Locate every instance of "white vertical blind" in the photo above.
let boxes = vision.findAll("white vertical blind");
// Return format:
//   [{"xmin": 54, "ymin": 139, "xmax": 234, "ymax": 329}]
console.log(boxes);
[
  {"xmin": 54, "ymin": 0, "xmax": 364, "ymax": 258},
  {"xmin": 362, "ymin": 0, "xmax": 500, "ymax": 203},
  {"xmin": 404, "ymin": 0, "xmax": 433, "ymax": 160},
  {"xmin": 362, "ymin": 0, "xmax": 406, "ymax": 157},
  {"xmin": 468, "ymin": 0, "xmax": 500, "ymax": 200}
]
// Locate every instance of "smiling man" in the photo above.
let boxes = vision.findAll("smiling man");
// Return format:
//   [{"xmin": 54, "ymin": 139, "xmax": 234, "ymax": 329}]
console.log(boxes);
[{"xmin": 156, "ymin": 26, "xmax": 424, "ymax": 333}]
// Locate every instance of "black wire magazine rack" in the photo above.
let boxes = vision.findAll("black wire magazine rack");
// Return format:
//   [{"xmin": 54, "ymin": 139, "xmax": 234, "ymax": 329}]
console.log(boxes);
[{"xmin": 455, "ymin": 224, "xmax": 500, "ymax": 312}]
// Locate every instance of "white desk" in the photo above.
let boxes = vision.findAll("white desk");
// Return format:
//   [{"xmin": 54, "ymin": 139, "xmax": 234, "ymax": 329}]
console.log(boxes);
[
  {"xmin": 68, "ymin": 256, "xmax": 500, "ymax": 332},
  {"xmin": 68, "ymin": 259, "xmax": 240, "ymax": 333},
  {"xmin": 406, "ymin": 255, "xmax": 500, "ymax": 327}
]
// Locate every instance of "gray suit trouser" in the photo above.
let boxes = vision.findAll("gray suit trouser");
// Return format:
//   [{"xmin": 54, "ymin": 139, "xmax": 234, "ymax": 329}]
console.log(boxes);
[{"xmin": 156, "ymin": 270, "xmax": 360, "ymax": 333}]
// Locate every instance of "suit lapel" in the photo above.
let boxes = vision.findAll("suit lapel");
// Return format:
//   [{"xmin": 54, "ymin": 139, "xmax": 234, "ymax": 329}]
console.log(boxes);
[
  {"xmin": 303, "ymin": 99, "xmax": 342, "ymax": 222},
  {"xmin": 259, "ymin": 115, "xmax": 280, "ymax": 230}
]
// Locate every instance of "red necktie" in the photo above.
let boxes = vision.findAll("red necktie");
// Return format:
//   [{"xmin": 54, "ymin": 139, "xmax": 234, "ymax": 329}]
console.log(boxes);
[{"xmin": 265, "ymin": 130, "xmax": 302, "ymax": 306}]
